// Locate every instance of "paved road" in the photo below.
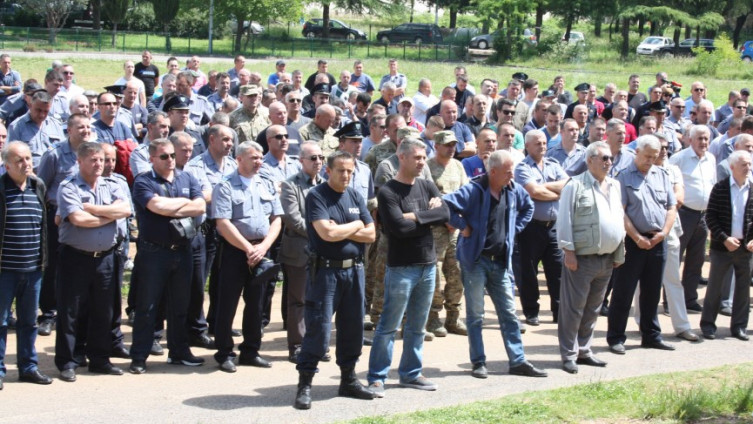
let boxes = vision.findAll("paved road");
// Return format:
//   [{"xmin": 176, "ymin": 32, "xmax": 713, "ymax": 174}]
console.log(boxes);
[{"xmin": 2, "ymin": 264, "xmax": 751, "ymax": 424}]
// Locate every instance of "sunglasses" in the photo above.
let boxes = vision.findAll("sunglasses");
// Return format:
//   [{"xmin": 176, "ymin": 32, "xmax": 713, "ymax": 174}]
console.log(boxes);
[
  {"xmin": 98, "ymin": 102, "xmax": 117, "ymax": 106},
  {"xmin": 501, "ymin": 110, "xmax": 515, "ymax": 116},
  {"xmin": 63, "ymin": 71, "xmax": 75, "ymax": 75},
  {"xmin": 306, "ymin": 155, "xmax": 325, "ymax": 161},
  {"xmin": 599, "ymin": 155, "xmax": 613, "ymax": 162},
  {"xmin": 272, "ymin": 133, "xmax": 288, "ymax": 140},
  {"xmin": 694, "ymin": 88, "xmax": 705, "ymax": 92},
  {"xmin": 379, "ymin": 125, "xmax": 387, "ymax": 129},
  {"xmin": 159, "ymin": 153, "xmax": 176, "ymax": 160},
  {"xmin": 736, "ymin": 106, "xmax": 747, "ymax": 109},
  {"xmin": 288, "ymin": 98, "xmax": 302, "ymax": 103}
]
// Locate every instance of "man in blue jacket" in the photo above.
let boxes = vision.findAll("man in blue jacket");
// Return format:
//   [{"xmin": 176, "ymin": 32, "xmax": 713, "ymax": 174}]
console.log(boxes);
[{"xmin": 443, "ymin": 150, "xmax": 548, "ymax": 379}]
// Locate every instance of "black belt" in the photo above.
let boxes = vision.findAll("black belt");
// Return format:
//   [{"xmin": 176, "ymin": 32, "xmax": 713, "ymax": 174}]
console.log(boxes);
[
  {"xmin": 639, "ymin": 231, "xmax": 659, "ymax": 238},
  {"xmin": 316, "ymin": 256, "xmax": 363, "ymax": 269},
  {"xmin": 64, "ymin": 243, "xmax": 118, "ymax": 258},
  {"xmin": 531, "ymin": 219, "xmax": 556, "ymax": 228},
  {"xmin": 141, "ymin": 239, "xmax": 186, "ymax": 251},
  {"xmin": 680, "ymin": 205, "xmax": 706, "ymax": 214},
  {"xmin": 481, "ymin": 251, "xmax": 506, "ymax": 262}
]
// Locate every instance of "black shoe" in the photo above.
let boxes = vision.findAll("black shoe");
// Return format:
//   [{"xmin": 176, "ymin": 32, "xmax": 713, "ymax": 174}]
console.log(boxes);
[
  {"xmin": 89, "ymin": 363, "xmax": 124, "ymax": 375},
  {"xmin": 732, "ymin": 328, "xmax": 750, "ymax": 341},
  {"xmin": 562, "ymin": 360, "xmax": 578, "ymax": 374},
  {"xmin": 702, "ymin": 331, "xmax": 716, "ymax": 340},
  {"xmin": 59, "ymin": 368, "xmax": 76, "ymax": 383},
  {"xmin": 288, "ymin": 347, "xmax": 301, "ymax": 364},
  {"xmin": 471, "ymin": 362, "xmax": 488, "ymax": 379},
  {"xmin": 525, "ymin": 316, "xmax": 540, "ymax": 326},
  {"xmin": 20, "ymin": 369, "xmax": 53, "ymax": 385},
  {"xmin": 219, "ymin": 359, "xmax": 237, "ymax": 373},
  {"xmin": 127, "ymin": 311, "xmax": 135, "ymax": 326},
  {"xmin": 600, "ymin": 304, "xmax": 609, "ymax": 317},
  {"xmin": 238, "ymin": 355, "xmax": 271, "ymax": 368},
  {"xmin": 294, "ymin": 371, "xmax": 314, "ymax": 410},
  {"xmin": 509, "ymin": 361, "xmax": 547, "ymax": 377},
  {"xmin": 321, "ymin": 351, "xmax": 331, "ymax": 362},
  {"xmin": 189, "ymin": 333, "xmax": 216, "ymax": 349},
  {"xmin": 699, "ymin": 277, "xmax": 708, "ymax": 286},
  {"xmin": 720, "ymin": 307, "xmax": 733, "ymax": 317},
  {"xmin": 0, "ymin": 376, "xmax": 3, "ymax": 390},
  {"xmin": 37, "ymin": 320, "xmax": 54, "ymax": 336},
  {"xmin": 338, "ymin": 367, "xmax": 376, "ymax": 400},
  {"xmin": 231, "ymin": 329, "xmax": 242, "ymax": 337},
  {"xmin": 111, "ymin": 346, "xmax": 131, "ymax": 359},
  {"xmin": 576, "ymin": 356, "xmax": 607, "ymax": 367},
  {"xmin": 363, "ymin": 336, "xmax": 373, "ymax": 346},
  {"xmin": 641, "ymin": 340, "xmax": 676, "ymax": 351},
  {"xmin": 167, "ymin": 354, "xmax": 205, "ymax": 366},
  {"xmin": 151, "ymin": 341, "xmax": 164, "ymax": 356},
  {"xmin": 129, "ymin": 360, "xmax": 147, "ymax": 374},
  {"xmin": 6, "ymin": 316, "xmax": 16, "ymax": 330},
  {"xmin": 74, "ymin": 355, "xmax": 88, "ymax": 367},
  {"xmin": 686, "ymin": 303, "xmax": 703, "ymax": 313}
]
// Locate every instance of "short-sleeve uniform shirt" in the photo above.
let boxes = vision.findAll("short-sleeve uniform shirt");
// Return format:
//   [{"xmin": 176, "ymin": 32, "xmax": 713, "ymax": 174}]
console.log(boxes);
[
  {"xmin": 305, "ymin": 183, "xmax": 372, "ymax": 259},
  {"xmin": 212, "ymin": 172, "xmax": 282, "ymax": 241}
]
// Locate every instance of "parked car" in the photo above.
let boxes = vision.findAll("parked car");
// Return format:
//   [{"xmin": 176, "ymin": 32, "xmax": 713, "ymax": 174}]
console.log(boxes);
[
  {"xmin": 562, "ymin": 31, "xmax": 585, "ymax": 45},
  {"xmin": 675, "ymin": 38, "xmax": 715, "ymax": 55},
  {"xmin": 302, "ymin": 19, "xmax": 367, "ymax": 40},
  {"xmin": 376, "ymin": 23, "xmax": 443, "ymax": 44},
  {"xmin": 741, "ymin": 40, "xmax": 753, "ymax": 62},
  {"xmin": 469, "ymin": 28, "xmax": 537, "ymax": 50},
  {"xmin": 636, "ymin": 36, "xmax": 675, "ymax": 56}
]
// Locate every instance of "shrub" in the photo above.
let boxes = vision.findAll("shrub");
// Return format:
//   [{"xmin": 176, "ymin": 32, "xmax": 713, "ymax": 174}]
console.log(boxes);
[{"xmin": 690, "ymin": 33, "xmax": 738, "ymax": 77}]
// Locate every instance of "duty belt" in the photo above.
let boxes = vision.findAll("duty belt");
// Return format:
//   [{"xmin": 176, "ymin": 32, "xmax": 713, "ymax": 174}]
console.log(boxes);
[
  {"xmin": 316, "ymin": 256, "xmax": 363, "ymax": 269},
  {"xmin": 64, "ymin": 243, "xmax": 118, "ymax": 258}
]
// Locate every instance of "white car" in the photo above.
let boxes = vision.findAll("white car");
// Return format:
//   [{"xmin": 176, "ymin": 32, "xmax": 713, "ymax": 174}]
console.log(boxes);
[
  {"xmin": 562, "ymin": 31, "xmax": 585, "ymax": 45},
  {"xmin": 636, "ymin": 36, "xmax": 675, "ymax": 56}
]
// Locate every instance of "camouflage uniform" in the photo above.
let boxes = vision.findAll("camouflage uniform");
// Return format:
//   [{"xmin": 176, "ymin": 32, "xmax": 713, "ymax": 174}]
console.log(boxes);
[
  {"xmin": 299, "ymin": 122, "xmax": 339, "ymax": 157},
  {"xmin": 363, "ymin": 139, "xmax": 397, "ymax": 175},
  {"xmin": 427, "ymin": 155, "xmax": 469, "ymax": 336},
  {"xmin": 229, "ymin": 107, "xmax": 271, "ymax": 143}
]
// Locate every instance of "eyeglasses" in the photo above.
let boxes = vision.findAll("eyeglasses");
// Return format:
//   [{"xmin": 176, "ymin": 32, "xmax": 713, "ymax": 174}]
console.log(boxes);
[
  {"xmin": 63, "ymin": 71, "xmax": 74, "ymax": 75},
  {"xmin": 379, "ymin": 125, "xmax": 387, "ymax": 129},
  {"xmin": 98, "ymin": 102, "xmax": 117, "ymax": 106},
  {"xmin": 690, "ymin": 111, "xmax": 697, "ymax": 115},
  {"xmin": 501, "ymin": 110, "xmax": 515, "ymax": 116},
  {"xmin": 272, "ymin": 133, "xmax": 288, "ymax": 140},
  {"xmin": 158, "ymin": 153, "xmax": 176, "ymax": 160},
  {"xmin": 306, "ymin": 155, "xmax": 325, "ymax": 161},
  {"xmin": 287, "ymin": 98, "xmax": 302, "ymax": 103},
  {"xmin": 694, "ymin": 88, "xmax": 705, "ymax": 92},
  {"xmin": 599, "ymin": 155, "xmax": 614, "ymax": 162}
]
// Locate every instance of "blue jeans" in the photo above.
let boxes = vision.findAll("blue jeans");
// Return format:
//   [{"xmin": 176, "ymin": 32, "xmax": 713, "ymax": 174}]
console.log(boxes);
[
  {"xmin": 0, "ymin": 269, "xmax": 43, "ymax": 377},
  {"xmin": 368, "ymin": 264, "xmax": 435, "ymax": 384},
  {"xmin": 462, "ymin": 256, "xmax": 526, "ymax": 367}
]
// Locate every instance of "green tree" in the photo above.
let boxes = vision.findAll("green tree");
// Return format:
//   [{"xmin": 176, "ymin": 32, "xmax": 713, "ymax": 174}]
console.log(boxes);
[
  {"xmin": 102, "ymin": 0, "xmax": 130, "ymax": 47},
  {"xmin": 151, "ymin": 0, "xmax": 180, "ymax": 51},
  {"xmin": 210, "ymin": 0, "xmax": 301, "ymax": 52},
  {"xmin": 723, "ymin": 0, "xmax": 753, "ymax": 48},
  {"xmin": 19, "ymin": 0, "xmax": 86, "ymax": 43}
]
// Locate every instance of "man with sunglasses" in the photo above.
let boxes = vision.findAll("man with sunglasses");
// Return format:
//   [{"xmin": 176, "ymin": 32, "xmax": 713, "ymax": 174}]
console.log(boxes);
[
  {"xmin": 495, "ymin": 98, "xmax": 524, "ymax": 151},
  {"xmin": 715, "ymin": 90, "xmax": 741, "ymax": 126},
  {"xmin": 684, "ymin": 82, "xmax": 713, "ymax": 121},
  {"xmin": 255, "ymin": 101, "xmax": 302, "ymax": 156},
  {"xmin": 92, "ymin": 92, "xmax": 136, "ymax": 145},
  {"xmin": 666, "ymin": 97, "xmax": 690, "ymax": 136},
  {"xmin": 285, "ymin": 91, "xmax": 310, "ymax": 131},
  {"xmin": 717, "ymin": 98, "xmax": 748, "ymax": 135},
  {"xmin": 557, "ymin": 141, "xmax": 625, "ymax": 374},
  {"xmin": 164, "ymin": 94, "xmax": 205, "ymax": 159}
]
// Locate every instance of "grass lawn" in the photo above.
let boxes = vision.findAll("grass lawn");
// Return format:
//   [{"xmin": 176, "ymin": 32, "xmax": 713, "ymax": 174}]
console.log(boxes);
[
  {"xmin": 342, "ymin": 362, "xmax": 753, "ymax": 424},
  {"xmin": 8, "ymin": 53, "xmax": 746, "ymax": 109}
]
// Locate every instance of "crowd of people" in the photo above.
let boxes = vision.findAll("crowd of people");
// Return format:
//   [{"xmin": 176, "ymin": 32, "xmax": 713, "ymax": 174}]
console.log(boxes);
[{"xmin": 0, "ymin": 50, "xmax": 749, "ymax": 411}]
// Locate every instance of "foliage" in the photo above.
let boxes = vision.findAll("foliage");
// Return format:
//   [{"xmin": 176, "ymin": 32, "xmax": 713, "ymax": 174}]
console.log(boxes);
[
  {"xmin": 150, "ymin": 0, "xmax": 180, "ymax": 50},
  {"xmin": 18, "ymin": 0, "xmax": 87, "ymax": 43},
  {"xmin": 123, "ymin": 3, "xmax": 157, "ymax": 32},
  {"xmin": 101, "ymin": 0, "xmax": 129, "ymax": 47},
  {"xmin": 689, "ymin": 33, "xmax": 739, "ymax": 76}
]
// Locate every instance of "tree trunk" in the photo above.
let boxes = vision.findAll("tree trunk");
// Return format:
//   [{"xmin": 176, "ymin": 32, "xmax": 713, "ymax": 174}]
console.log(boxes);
[
  {"xmin": 673, "ymin": 27, "xmax": 680, "ymax": 45},
  {"xmin": 323, "ymin": 3, "xmax": 330, "ymax": 38},
  {"xmin": 449, "ymin": 7, "xmax": 457, "ymax": 28},
  {"xmin": 608, "ymin": 19, "xmax": 613, "ymax": 41},
  {"xmin": 594, "ymin": 16, "xmax": 602, "ymax": 37},
  {"xmin": 649, "ymin": 20, "xmax": 656, "ymax": 35},
  {"xmin": 409, "ymin": 0, "xmax": 415, "ymax": 23},
  {"xmin": 621, "ymin": 17, "xmax": 630, "ymax": 59},
  {"xmin": 695, "ymin": 25, "xmax": 700, "ymax": 44},
  {"xmin": 685, "ymin": 24, "xmax": 691, "ymax": 39},
  {"xmin": 48, "ymin": 26, "xmax": 56, "ymax": 45},
  {"xmin": 638, "ymin": 18, "xmax": 645, "ymax": 36},
  {"xmin": 92, "ymin": 0, "xmax": 101, "ymax": 30},
  {"xmin": 564, "ymin": 17, "xmax": 572, "ymax": 42},
  {"xmin": 614, "ymin": 18, "xmax": 620, "ymax": 34},
  {"xmin": 733, "ymin": 14, "xmax": 748, "ymax": 49},
  {"xmin": 482, "ymin": 20, "xmax": 489, "ymax": 33},
  {"xmin": 164, "ymin": 23, "xmax": 172, "ymax": 52},
  {"xmin": 111, "ymin": 23, "xmax": 117, "ymax": 48},
  {"xmin": 535, "ymin": 5, "xmax": 543, "ymax": 42},
  {"xmin": 234, "ymin": 17, "xmax": 243, "ymax": 53}
]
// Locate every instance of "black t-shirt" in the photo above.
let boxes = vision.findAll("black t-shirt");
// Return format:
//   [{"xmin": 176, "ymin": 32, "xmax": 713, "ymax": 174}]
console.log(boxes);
[
  {"xmin": 377, "ymin": 178, "xmax": 449, "ymax": 267},
  {"xmin": 306, "ymin": 183, "xmax": 373, "ymax": 259},
  {"xmin": 482, "ymin": 192, "xmax": 507, "ymax": 256},
  {"xmin": 134, "ymin": 63, "xmax": 159, "ymax": 98}
]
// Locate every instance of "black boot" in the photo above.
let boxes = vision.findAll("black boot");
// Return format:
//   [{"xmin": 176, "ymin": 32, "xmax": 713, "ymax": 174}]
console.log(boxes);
[
  {"xmin": 294, "ymin": 371, "xmax": 314, "ymax": 410},
  {"xmin": 338, "ymin": 366, "xmax": 376, "ymax": 400}
]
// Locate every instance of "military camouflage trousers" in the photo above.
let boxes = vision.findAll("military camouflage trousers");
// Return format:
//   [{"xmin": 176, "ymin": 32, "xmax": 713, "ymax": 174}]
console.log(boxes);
[{"xmin": 431, "ymin": 226, "xmax": 463, "ymax": 313}]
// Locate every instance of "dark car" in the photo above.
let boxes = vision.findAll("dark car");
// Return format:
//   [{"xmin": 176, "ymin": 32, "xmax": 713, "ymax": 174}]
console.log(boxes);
[
  {"xmin": 376, "ymin": 23, "xmax": 443, "ymax": 44},
  {"xmin": 675, "ymin": 38, "xmax": 715, "ymax": 56},
  {"xmin": 302, "ymin": 18, "xmax": 367, "ymax": 40}
]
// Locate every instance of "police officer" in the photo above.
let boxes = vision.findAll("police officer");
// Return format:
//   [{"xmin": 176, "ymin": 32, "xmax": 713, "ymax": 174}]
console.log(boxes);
[
  {"xmin": 184, "ymin": 124, "xmax": 238, "ymax": 347},
  {"xmin": 294, "ymin": 151, "xmax": 377, "ymax": 410},
  {"xmin": 130, "ymin": 138, "xmax": 207, "ymax": 374},
  {"xmin": 92, "ymin": 92, "xmax": 136, "ymax": 144},
  {"xmin": 212, "ymin": 141, "xmax": 282, "ymax": 372},
  {"xmin": 55, "ymin": 142, "xmax": 131, "ymax": 382},
  {"xmin": 7, "ymin": 90, "xmax": 64, "ymax": 170},
  {"xmin": 35, "ymin": 113, "xmax": 91, "ymax": 337},
  {"xmin": 331, "ymin": 121, "xmax": 376, "ymax": 210},
  {"xmin": 607, "ymin": 135, "xmax": 677, "ymax": 354},
  {"xmin": 229, "ymin": 84, "xmax": 271, "ymax": 144},
  {"xmin": 164, "ymin": 94, "xmax": 205, "ymax": 158},
  {"xmin": 298, "ymin": 104, "xmax": 339, "ymax": 157}
]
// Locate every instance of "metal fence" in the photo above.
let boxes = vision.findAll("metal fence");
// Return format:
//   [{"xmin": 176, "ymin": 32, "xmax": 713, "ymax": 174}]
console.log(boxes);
[{"xmin": 0, "ymin": 25, "xmax": 471, "ymax": 61}]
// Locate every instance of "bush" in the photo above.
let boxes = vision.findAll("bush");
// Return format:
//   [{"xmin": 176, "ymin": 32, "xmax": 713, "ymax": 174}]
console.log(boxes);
[
  {"xmin": 690, "ymin": 33, "xmax": 738, "ymax": 77},
  {"xmin": 124, "ymin": 3, "xmax": 157, "ymax": 32}
]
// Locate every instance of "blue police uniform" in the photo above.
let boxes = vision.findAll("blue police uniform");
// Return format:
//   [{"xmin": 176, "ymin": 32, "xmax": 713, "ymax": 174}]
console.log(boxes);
[
  {"xmin": 296, "ymin": 182, "xmax": 373, "ymax": 373},
  {"xmin": 211, "ymin": 171, "xmax": 283, "ymax": 364},
  {"xmin": 0, "ymin": 69, "xmax": 21, "ymax": 105},
  {"xmin": 608, "ymin": 161, "xmax": 676, "ymax": 347},
  {"xmin": 92, "ymin": 119, "xmax": 135, "ymax": 144},
  {"xmin": 609, "ymin": 147, "xmax": 635, "ymax": 178},
  {"xmin": 0, "ymin": 91, "xmax": 26, "ymax": 123},
  {"xmin": 546, "ymin": 143, "xmax": 587, "ymax": 177},
  {"xmin": 169, "ymin": 127, "xmax": 206, "ymax": 159},
  {"xmin": 131, "ymin": 169, "xmax": 204, "ymax": 362},
  {"xmin": 514, "ymin": 155, "xmax": 569, "ymax": 321},
  {"xmin": 184, "ymin": 152, "xmax": 237, "ymax": 337},
  {"xmin": 54, "ymin": 173, "xmax": 126, "ymax": 372},
  {"xmin": 7, "ymin": 112, "xmax": 64, "ymax": 170},
  {"xmin": 188, "ymin": 92, "xmax": 213, "ymax": 126},
  {"xmin": 259, "ymin": 153, "xmax": 302, "ymax": 184},
  {"xmin": 447, "ymin": 122, "xmax": 473, "ymax": 155},
  {"xmin": 49, "ymin": 93, "xmax": 69, "ymax": 125}
]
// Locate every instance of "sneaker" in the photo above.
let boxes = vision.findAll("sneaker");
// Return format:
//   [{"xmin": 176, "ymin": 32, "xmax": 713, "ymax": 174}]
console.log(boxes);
[
  {"xmin": 368, "ymin": 381, "xmax": 385, "ymax": 398},
  {"xmin": 471, "ymin": 362, "xmax": 488, "ymax": 379},
  {"xmin": 424, "ymin": 332, "xmax": 434, "ymax": 342},
  {"xmin": 426, "ymin": 316, "xmax": 448, "ymax": 337},
  {"xmin": 399, "ymin": 376, "xmax": 437, "ymax": 391}
]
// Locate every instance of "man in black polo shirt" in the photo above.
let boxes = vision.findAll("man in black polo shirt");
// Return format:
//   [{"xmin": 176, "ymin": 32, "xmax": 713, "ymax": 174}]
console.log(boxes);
[
  {"xmin": 130, "ymin": 138, "xmax": 206, "ymax": 374},
  {"xmin": 134, "ymin": 50, "xmax": 159, "ymax": 99},
  {"xmin": 294, "ymin": 151, "xmax": 377, "ymax": 410}
]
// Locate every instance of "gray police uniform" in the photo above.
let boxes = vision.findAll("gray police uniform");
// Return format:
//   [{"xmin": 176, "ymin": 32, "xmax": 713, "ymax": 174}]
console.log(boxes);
[
  {"xmin": 7, "ymin": 112, "xmax": 64, "ymax": 170},
  {"xmin": 546, "ymin": 143, "xmax": 587, "ymax": 177}
]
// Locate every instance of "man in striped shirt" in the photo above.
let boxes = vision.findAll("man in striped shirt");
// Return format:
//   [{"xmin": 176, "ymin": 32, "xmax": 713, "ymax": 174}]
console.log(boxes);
[{"xmin": 0, "ymin": 141, "xmax": 52, "ymax": 389}]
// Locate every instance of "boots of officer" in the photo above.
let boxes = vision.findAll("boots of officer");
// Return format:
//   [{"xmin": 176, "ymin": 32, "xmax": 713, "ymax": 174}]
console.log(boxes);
[
  {"xmin": 294, "ymin": 371, "xmax": 315, "ymax": 409},
  {"xmin": 338, "ymin": 366, "xmax": 376, "ymax": 400}
]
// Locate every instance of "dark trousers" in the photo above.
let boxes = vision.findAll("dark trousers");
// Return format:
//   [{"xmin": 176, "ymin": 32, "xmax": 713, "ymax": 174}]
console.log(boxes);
[
  {"xmin": 54, "ymin": 245, "xmax": 116, "ymax": 370},
  {"xmin": 678, "ymin": 207, "xmax": 708, "ymax": 306},
  {"xmin": 39, "ymin": 206, "xmax": 58, "ymax": 323},
  {"xmin": 213, "ymin": 241, "xmax": 267, "ymax": 363},
  {"xmin": 283, "ymin": 263, "xmax": 307, "ymax": 353},
  {"xmin": 186, "ymin": 232, "xmax": 208, "ymax": 337},
  {"xmin": 517, "ymin": 221, "xmax": 562, "ymax": 319},
  {"xmin": 204, "ymin": 223, "xmax": 220, "ymax": 334},
  {"xmin": 130, "ymin": 241, "xmax": 193, "ymax": 361},
  {"xmin": 700, "ymin": 248, "xmax": 752, "ymax": 335},
  {"xmin": 125, "ymin": 258, "xmax": 166, "ymax": 340},
  {"xmin": 607, "ymin": 237, "xmax": 666, "ymax": 345},
  {"xmin": 297, "ymin": 263, "xmax": 365, "ymax": 373}
]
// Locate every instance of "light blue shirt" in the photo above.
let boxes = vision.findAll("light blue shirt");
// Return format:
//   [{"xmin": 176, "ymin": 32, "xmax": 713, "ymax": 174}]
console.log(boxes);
[
  {"xmin": 212, "ymin": 172, "xmax": 282, "ymax": 241},
  {"xmin": 185, "ymin": 151, "xmax": 238, "ymax": 219},
  {"xmin": 36, "ymin": 140, "xmax": 79, "ymax": 205},
  {"xmin": 617, "ymin": 161, "xmax": 676, "ymax": 233},
  {"xmin": 7, "ymin": 112, "xmax": 64, "ymax": 170},
  {"xmin": 514, "ymin": 156, "xmax": 568, "ymax": 221},
  {"xmin": 545, "ymin": 143, "xmax": 587, "ymax": 177}
]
